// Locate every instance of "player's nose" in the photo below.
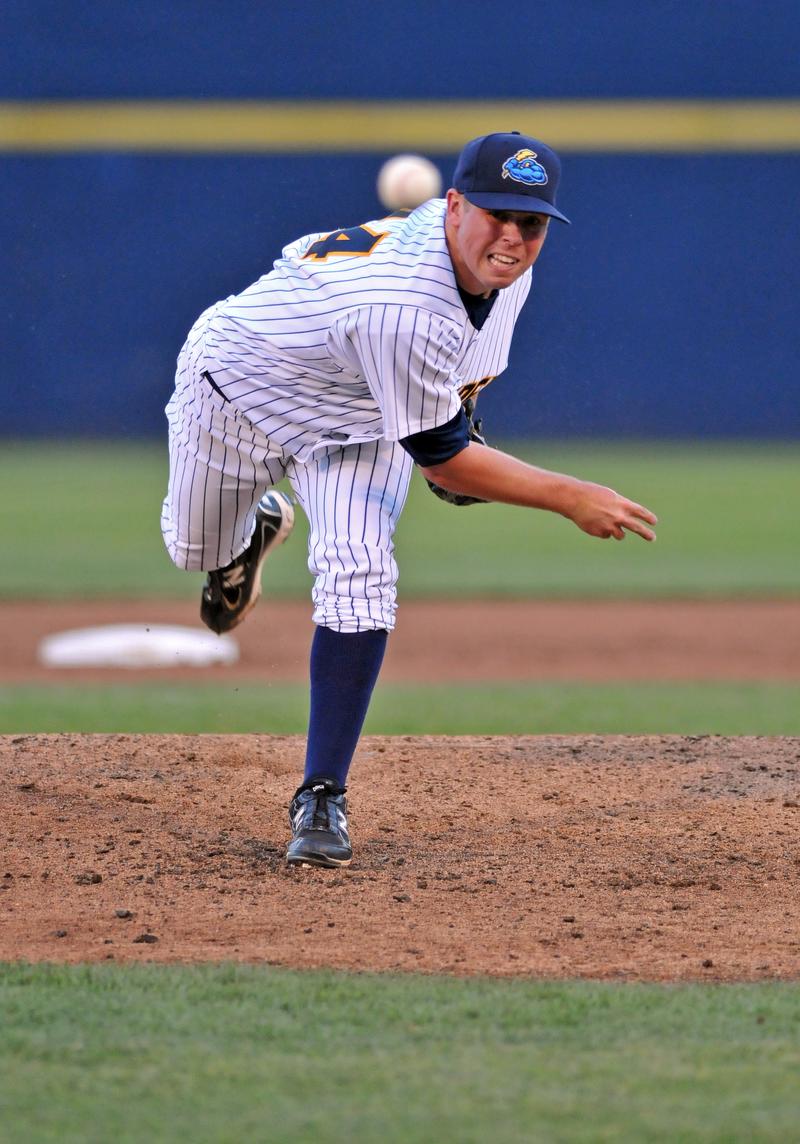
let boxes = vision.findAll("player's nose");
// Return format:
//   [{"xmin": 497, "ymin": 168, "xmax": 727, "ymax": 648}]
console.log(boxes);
[{"xmin": 498, "ymin": 218, "xmax": 524, "ymax": 243}]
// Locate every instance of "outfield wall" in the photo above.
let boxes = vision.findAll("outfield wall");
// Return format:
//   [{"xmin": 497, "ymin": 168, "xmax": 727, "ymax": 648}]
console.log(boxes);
[{"xmin": 3, "ymin": 2, "xmax": 799, "ymax": 439}]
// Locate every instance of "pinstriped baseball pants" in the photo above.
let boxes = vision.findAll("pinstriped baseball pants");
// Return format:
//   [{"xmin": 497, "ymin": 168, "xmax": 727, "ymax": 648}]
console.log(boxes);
[{"xmin": 161, "ymin": 335, "xmax": 414, "ymax": 634}]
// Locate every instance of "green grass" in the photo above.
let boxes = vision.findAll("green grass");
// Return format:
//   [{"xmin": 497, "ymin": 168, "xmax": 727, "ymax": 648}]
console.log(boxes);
[
  {"xmin": 2, "ymin": 680, "xmax": 799, "ymax": 734},
  {"xmin": 2, "ymin": 440, "xmax": 798, "ymax": 598},
  {"xmin": 1, "ymin": 964, "xmax": 799, "ymax": 1144}
]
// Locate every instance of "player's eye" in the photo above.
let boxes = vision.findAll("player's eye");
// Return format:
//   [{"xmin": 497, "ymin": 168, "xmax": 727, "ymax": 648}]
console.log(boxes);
[
  {"xmin": 519, "ymin": 217, "xmax": 547, "ymax": 240},
  {"xmin": 488, "ymin": 210, "xmax": 546, "ymax": 240}
]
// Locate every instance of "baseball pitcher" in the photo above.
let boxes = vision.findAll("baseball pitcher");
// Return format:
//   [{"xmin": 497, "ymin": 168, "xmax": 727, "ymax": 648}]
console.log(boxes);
[{"xmin": 161, "ymin": 131, "xmax": 657, "ymax": 867}]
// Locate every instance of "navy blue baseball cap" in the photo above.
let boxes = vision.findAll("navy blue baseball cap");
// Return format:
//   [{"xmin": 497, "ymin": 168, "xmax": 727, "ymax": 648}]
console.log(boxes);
[{"xmin": 453, "ymin": 131, "xmax": 570, "ymax": 223}]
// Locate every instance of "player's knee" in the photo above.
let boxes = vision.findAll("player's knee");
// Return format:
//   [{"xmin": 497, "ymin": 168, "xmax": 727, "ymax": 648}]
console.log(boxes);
[
  {"xmin": 161, "ymin": 517, "xmax": 212, "ymax": 572},
  {"xmin": 311, "ymin": 590, "xmax": 397, "ymax": 634},
  {"xmin": 162, "ymin": 535, "xmax": 207, "ymax": 572}
]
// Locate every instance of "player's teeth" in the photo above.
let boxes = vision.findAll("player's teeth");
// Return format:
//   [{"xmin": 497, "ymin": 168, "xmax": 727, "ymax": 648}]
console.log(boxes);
[{"xmin": 490, "ymin": 254, "xmax": 515, "ymax": 265}]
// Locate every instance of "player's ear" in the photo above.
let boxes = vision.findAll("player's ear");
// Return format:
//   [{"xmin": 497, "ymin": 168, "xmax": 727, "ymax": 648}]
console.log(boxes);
[{"xmin": 445, "ymin": 189, "xmax": 465, "ymax": 223}]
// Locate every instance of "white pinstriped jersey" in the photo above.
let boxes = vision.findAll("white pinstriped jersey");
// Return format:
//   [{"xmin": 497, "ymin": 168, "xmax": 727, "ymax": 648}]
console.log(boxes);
[{"xmin": 198, "ymin": 198, "xmax": 531, "ymax": 461}]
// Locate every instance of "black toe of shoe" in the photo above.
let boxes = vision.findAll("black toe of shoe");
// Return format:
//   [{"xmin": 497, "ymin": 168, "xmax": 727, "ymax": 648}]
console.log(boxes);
[{"xmin": 286, "ymin": 831, "xmax": 353, "ymax": 868}]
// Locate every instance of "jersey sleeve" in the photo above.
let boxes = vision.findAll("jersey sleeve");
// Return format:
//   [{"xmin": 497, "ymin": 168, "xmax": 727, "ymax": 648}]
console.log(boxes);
[
  {"xmin": 399, "ymin": 406, "xmax": 470, "ymax": 466},
  {"xmin": 328, "ymin": 305, "xmax": 463, "ymax": 441}
]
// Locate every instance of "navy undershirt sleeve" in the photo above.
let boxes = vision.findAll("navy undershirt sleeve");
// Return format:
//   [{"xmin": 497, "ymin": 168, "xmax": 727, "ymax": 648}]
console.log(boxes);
[{"xmin": 399, "ymin": 406, "xmax": 471, "ymax": 467}]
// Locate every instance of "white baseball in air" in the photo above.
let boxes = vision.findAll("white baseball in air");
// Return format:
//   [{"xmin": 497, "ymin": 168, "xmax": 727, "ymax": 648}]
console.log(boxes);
[{"xmin": 376, "ymin": 154, "xmax": 443, "ymax": 210}]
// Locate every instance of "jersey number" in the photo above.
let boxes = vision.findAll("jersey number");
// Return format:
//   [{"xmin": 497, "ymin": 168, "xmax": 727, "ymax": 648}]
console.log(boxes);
[{"xmin": 302, "ymin": 225, "xmax": 387, "ymax": 262}]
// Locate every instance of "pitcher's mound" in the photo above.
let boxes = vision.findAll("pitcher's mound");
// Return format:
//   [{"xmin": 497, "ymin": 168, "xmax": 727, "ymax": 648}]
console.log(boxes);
[{"xmin": 3, "ymin": 733, "xmax": 800, "ymax": 981}]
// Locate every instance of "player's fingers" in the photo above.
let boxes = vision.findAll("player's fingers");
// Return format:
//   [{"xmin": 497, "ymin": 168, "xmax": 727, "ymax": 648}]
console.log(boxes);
[
  {"xmin": 623, "ymin": 516, "xmax": 657, "ymax": 541},
  {"xmin": 616, "ymin": 499, "xmax": 658, "ymax": 541},
  {"xmin": 629, "ymin": 502, "xmax": 658, "ymax": 526}
]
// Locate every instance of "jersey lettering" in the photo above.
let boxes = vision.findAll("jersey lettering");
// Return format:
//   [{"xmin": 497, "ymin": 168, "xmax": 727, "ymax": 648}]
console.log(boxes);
[{"xmin": 303, "ymin": 225, "xmax": 387, "ymax": 262}]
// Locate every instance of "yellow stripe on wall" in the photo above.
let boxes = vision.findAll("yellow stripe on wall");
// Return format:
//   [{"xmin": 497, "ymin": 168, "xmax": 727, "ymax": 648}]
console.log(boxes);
[{"xmin": 1, "ymin": 99, "xmax": 799, "ymax": 152}]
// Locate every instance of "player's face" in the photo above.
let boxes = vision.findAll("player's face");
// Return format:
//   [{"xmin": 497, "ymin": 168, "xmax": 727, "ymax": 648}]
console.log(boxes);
[{"xmin": 445, "ymin": 191, "xmax": 549, "ymax": 295}]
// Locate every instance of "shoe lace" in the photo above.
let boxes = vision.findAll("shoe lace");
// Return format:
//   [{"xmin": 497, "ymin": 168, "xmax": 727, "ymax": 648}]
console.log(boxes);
[{"xmin": 297, "ymin": 784, "xmax": 344, "ymax": 833}]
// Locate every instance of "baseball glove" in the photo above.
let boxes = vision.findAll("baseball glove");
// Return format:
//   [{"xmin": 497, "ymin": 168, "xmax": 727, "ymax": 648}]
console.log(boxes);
[{"xmin": 425, "ymin": 397, "xmax": 489, "ymax": 506}]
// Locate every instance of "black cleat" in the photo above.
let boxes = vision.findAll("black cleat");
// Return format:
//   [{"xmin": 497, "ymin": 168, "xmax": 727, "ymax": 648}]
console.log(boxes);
[
  {"xmin": 200, "ymin": 490, "xmax": 294, "ymax": 634},
  {"xmin": 286, "ymin": 780, "xmax": 353, "ymax": 868}
]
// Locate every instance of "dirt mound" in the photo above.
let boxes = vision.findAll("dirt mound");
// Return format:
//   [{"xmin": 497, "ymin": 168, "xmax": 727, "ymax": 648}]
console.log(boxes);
[{"xmin": 4, "ymin": 733, "xmax": 800, "ymax": 980}]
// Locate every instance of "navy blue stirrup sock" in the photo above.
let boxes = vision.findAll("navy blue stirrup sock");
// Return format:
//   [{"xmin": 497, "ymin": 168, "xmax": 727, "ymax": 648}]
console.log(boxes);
[{"xmin": 303, "ymin": 626, "xmax": 388, "ymax": 789}]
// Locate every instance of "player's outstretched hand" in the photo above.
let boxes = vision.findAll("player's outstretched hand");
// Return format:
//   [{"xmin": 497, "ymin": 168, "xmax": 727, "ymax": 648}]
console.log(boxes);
[
  {"xmin": 418, "ymin": 445, "xmax": 657, "ymax": 540},
  {"xmin": 568, "ymin": 480, "xmax": 658, "ymax": 541}
]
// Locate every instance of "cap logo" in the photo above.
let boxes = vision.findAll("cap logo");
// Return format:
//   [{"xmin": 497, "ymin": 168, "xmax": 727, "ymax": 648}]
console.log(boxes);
[{"xmin": 501, "ymin": 148, "xmax": 548, "ymax": 187}]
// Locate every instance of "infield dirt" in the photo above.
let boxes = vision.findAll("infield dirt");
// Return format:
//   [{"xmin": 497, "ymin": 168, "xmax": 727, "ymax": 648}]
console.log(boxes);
[
  {"xmin": 4, "ymin": 732, "xmax": 800, "ymax": 981},
  {"xmin": 3, "ymin": 598, "xmax": 800, "ymax": 682},
  {"xmin": 3, "ymin": 598, "xmax": 799, "ymax": 980}
]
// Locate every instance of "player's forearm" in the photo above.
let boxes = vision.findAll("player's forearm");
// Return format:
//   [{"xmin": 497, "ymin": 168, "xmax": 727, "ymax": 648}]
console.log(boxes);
[
  {"xmin": 420, "ymin": 442, "xmax": 658, "ymax": 541},
  {"xmin": 420, "ymin": 442, "xmax": 582, "ymax": 517}
]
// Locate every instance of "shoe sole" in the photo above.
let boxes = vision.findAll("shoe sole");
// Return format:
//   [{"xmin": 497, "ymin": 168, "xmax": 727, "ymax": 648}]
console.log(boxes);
[
  {"xmin": 286, "ymin": 851, "xmax": 353, "ymax": 869},
  {"xmin": 204, "ymin": 492, "xmax": 294, "ymax": 633},
  {"xmin": 234, "ymin": 492, "xmax": 294, "ymax": 627}
]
